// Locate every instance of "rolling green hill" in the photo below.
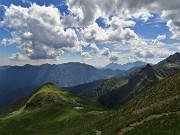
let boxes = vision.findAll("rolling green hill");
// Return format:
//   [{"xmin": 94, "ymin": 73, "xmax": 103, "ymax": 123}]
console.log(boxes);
[
  {"xmin": 0, "ymin": 72, "xmax": 180, "ymax": 135},
  {"xmin": 0, "ymin": 83, "xmax": 106, "ymax": 135}
]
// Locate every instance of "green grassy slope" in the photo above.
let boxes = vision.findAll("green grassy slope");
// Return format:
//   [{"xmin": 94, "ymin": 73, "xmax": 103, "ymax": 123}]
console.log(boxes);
[
  {"xmin": 0, "ymin": 82, "xmax": 89, "ymax": 116},
  {"xmin": 0, "ymin": 83, "xmax": 106, "ymax": 135},
  {"xmin": 125, "ymin": 113, "xmax": 180, "ymax": 135},
  {"xmin": 25, "ymin": 82, "xmax": 88, "ymax": 108},
  {"xmin": 90, "ymin": 72, "xmax": 180, "ymax": 135},
  {"xmin": 0, "ymin": 72, "xmax": 180, "ymax": 135}
]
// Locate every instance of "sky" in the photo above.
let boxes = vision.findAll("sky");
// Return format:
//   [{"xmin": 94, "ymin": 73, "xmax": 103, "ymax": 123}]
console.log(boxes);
[{"xmin": 0, "ymin": 0, "xmax": 180, "ymax": 67}]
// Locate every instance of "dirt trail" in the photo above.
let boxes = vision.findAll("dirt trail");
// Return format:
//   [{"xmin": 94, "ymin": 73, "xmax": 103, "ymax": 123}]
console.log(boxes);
[{"xmin": 115, "ymin": 111, "xmax": 180, "ymax": 135}]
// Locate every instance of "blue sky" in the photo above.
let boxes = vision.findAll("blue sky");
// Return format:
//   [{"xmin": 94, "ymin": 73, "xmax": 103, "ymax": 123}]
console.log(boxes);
[
  {"xmin": 0, "ymin": 0, "xmax": 68, "ymax": 58},
  {"xmin": 0, "ymin": 0, "xmax": 180, "ymax": 67}
]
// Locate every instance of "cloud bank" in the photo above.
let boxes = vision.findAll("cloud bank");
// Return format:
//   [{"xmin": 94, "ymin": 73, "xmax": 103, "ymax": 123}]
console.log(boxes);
[{"xmin": 0, "ymin": 0, "xmax": 179, "ymax": 65}]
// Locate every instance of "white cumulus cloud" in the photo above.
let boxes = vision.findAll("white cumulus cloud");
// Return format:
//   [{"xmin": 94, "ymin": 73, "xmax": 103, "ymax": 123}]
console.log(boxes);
[
  {"xmin": 9, "ymin": 52, "xmax": 27, "ymax": 61},
  {"xmin": 1, "ymin": 38, "xmax": 7, "ymax": 45},
  {"xmin": 1, "ymin": 4, "xmax": 81, "ymax": 60},
  {"xmin": 161, "ymin": 10, "xmax": 180, "ymax": 40},
  {"xmin": 82, "ymin": 22, "xmax": 137, "ymax": 44}
]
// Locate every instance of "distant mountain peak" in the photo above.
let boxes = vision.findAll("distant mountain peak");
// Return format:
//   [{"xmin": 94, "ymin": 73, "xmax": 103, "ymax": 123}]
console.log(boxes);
[
  {"xmin": 145, "ymin": 63, "xmax": 153, "ymax": 69},
  {"xmin": 107, "ymin": 62, "xmax": 119, "ymax": 66},
  {"xmin": 173, "ymin": 52, "xmax": 179, "ymax": 54},
  {"xmin": 167, "ymin": 52, "xmax": 180, "ymax": 60},
  {"xmin": 104, "ymin": 61, "xmax": 148, "ymax": 70},
  {"xmin": 157, "ymin": 52, "xmax": 180, "ymax": 65}
]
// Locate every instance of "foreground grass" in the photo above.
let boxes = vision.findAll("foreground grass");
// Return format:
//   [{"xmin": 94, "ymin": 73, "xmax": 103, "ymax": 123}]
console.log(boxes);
[
  {"xmin": 0, "ymin": 83, "xmax": 106, "ymax": 135},
  {"xmin": 0, "ymin": 103, "xmax": 107, "ymax": 135},
  {"xmin": 125, "ymin": 113, "xmax": 180, "ymax": 135},
  {"xmin": 0, "ymin": 72, "xmax": 180, "ymax": 135}
]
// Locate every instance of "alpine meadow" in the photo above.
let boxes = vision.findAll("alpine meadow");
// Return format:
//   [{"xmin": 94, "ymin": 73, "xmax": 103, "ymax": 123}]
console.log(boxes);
[{"xmin": 0, "ymin": 0, "xmax": 180, "ymax": 135}]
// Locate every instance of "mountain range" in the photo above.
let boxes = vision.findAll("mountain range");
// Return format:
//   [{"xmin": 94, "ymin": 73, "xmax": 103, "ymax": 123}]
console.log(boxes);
[
  {"xmin": 104, "ymin": 61, "xmax": 148, "ymax": 70},
  {"xmin": 66, "ymin": 52, "xmax": 180, "ymax": 108},
  {"xmin": 1, "ymin": 53, "xmax": 180, "ymax": 109},
  {"xmin": 0, "ymin": 70, "xmax": 179, "ymax": 135},
  {"xmin": 0, "ymin": 62, "xmax": 125, "ymax": 108}
]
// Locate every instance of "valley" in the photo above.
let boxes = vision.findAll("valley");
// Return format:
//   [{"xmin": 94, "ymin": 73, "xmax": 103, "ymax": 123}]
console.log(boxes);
[
  {"xmin": 0, "ymin": 62, "xmax": 125, "ymax": 108},
  {"xmin": 0, "ymin": 53, "xmax": 179, "ymax": 135},
  {"xmin": 1, "ymin": 0, "xmax": 180, "ymax": 134}
]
